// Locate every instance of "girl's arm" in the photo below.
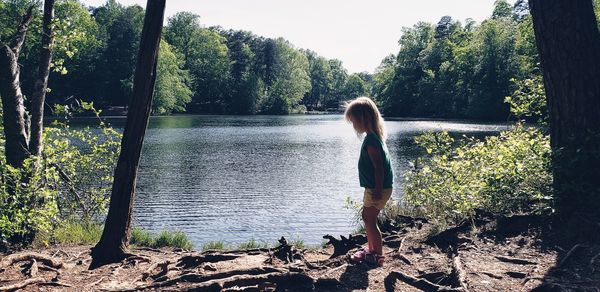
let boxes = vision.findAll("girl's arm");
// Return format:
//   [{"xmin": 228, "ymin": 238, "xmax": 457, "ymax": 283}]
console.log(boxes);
[{"xmin": 367, "ymin": 145, "xmax": 384, "ymax": 198}]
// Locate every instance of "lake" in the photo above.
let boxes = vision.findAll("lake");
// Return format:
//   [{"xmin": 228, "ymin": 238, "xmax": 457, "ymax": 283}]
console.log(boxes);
[{"xmin": 72, "ymin": 115, "xmax": 508, "ymax": 247}]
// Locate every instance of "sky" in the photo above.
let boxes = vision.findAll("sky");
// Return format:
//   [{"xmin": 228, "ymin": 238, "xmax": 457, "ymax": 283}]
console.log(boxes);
[{"xmin": 80, "ymin": 0, "xmax": 515, "ymax": 74}]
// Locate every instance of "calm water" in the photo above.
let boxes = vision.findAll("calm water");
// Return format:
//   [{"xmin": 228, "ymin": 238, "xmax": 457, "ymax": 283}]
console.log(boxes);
[{"xmin": 72, "ymin": 115, "xmax": 507, "ymax": 247}]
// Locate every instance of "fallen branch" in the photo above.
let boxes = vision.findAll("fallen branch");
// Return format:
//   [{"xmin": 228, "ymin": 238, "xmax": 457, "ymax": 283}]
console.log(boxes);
[
  {"xmin": 384, "ymin": 270, "xmax": 464, "ymax": 292},
  {"xmin": 557, "ymin": 243, "xmax": 583, "ymax": 268},
  {"xmin": 0, "ymin": 253, "xmax": 63, "ymax": 269},
  {"xmin": 0, "ymin": 277, "xmax": 44, "ymax": 292},
  {"xmin": 494, "ymin": 255, "xmax": 537, "ymax": 265}
]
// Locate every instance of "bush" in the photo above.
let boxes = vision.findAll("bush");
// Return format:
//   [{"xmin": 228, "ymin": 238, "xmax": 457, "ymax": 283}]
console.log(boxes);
[
  {"xmin": 0, "ymin": 101, "xmax": 120, "ymax": 249},
  {"xmin": 403, "ymin": 124, "xmax": 552, "ymax": 227}
]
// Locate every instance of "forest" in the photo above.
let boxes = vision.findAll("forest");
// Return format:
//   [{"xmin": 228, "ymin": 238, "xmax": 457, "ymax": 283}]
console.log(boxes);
[{"xmin": 2, "ymin": 0, "xmax": 589, "ymax": 120}]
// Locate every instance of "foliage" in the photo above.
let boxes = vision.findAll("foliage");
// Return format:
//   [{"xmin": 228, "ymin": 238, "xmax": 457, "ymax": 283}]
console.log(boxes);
[
  {"xmin": 403, "ymin": 125, "xmax": 552, "ymax": 227},
  {"xmin": 504, "ymin": 75, "xmax": 547, "ymax": 123},
  {"xmin": 0, "ymin": 101, "xmax": 119, "ymax": 249},
  {"xmin": 153, "ymin": 39, "xmax": 192, "ymax": 115},
  {"xmin": 1, "ymin": 156, "xmax": 60, "ymax": 249},
  {"xmin": 34, "ymin": 221, "xmax": 103, "ymax": 246},
  {"xmin": 373, "ymin": 1, "xmax": 537, "ymax": 120}
]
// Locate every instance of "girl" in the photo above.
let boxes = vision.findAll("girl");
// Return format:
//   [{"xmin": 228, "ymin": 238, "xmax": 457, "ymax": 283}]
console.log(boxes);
[{"xmin": 344, "ymin": 96, "xmax": 393, "ymax": 267}]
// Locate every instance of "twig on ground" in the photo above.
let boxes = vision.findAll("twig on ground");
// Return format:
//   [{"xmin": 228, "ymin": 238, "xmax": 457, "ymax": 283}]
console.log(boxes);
[{"xmin": 494, "ymin": 255, "xmax": 537, "ymax": 265}]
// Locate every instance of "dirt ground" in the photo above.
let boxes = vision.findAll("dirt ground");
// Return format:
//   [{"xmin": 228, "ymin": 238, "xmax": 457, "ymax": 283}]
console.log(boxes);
[{"xmin": 1, "ymin": 214, "xmax": 599, "ymax": 291}]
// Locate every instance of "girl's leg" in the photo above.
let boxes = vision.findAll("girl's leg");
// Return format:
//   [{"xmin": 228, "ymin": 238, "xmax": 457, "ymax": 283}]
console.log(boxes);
[{"xmin": 362, "ymin": 206, "xmax": 383, "ymax": 255}]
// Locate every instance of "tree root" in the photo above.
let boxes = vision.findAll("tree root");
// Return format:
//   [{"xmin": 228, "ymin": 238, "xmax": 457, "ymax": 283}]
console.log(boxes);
[
  {"xmin": 0, "ymin": 252, "xmax": 63, "ymax": 269},
  {"xmin": 557, "ymin": 243, "xmax": 584, "ymax": 268},
  {"xmin": 451, "ymin": 254, "xmax": 469, "ymax": 291},
  {"xmin": 134, "ymin": 267, "xmax": 288, "ymax": 290},
  {"xmin": 182, "ymin": 271, "xmax": 315, "ymax": 291},
  {"xmin": 494, "ymin": 255, "xmax": 537, "ymax": 265},
  {"xmin": 176, "ymin": 253, "xmax": 243, "ymax": 269},
  {"xmin": 0, "ymin": 277, "xmax": 44, "ymax": 291},
  {"xmin": 323, "ymin": 234, "xmax": 366, "ymax": 258},
  {"xmin": 384, "ymin": 270, "xmax": 465, "ymax": 292}
]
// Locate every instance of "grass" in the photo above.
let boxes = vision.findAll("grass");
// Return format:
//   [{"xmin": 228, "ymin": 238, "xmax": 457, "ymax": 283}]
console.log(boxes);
[
  {"xmin": 202, "ymin": 241, "xmax": 228, "ymax": 251},
  {"xmin": 33, "ymin": 221, "xmax": 193, "ymax": 250},
  {"xmin": 237, "ymin": 238, "xmax": 268, "ymax": 250},
  {"xmin": 130, "ymin": 227, "xmax": 193, "ymax": 250}
]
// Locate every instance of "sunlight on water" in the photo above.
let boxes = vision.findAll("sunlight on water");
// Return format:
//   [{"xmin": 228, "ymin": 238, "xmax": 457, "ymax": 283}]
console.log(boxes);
[{"xmin": 75, "ymin": 115, "xmax": 507, "ymax": 247}]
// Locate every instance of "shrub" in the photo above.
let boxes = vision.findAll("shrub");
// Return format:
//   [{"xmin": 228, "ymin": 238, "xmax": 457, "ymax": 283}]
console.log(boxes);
[{"xmin": 403, "ymin": 124, "xmax": 552, "ymax": 227}]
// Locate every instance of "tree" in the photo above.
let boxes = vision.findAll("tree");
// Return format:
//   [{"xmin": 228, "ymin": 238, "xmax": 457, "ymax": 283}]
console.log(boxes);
[
  {"xmin": 91, "ymin": 0, "xmax": 166, "ymax": 268},
  {"xmin": 152, "ymin": 39, "xmax": 192, "ymax": 115},
  {"xmin": 344, "ymin": 74, "xmax": 368, "ymax": 100},
  {"xmin": 528, "ymin": 0, "xmax": 600, "ymax": 224},
  {"xmin": 29, "ymin": 0, "xmax": 55, "ymax": 157},
  {"xmin": 0, "ymin": 0, "xmax": 56, "ymax": 167}
]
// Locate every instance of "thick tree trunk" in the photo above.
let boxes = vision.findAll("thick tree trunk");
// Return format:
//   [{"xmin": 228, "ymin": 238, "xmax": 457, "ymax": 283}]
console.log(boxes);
[
  {"xmin": 528, "ymin": 0, "xmax": 600, "ymax": 220},
  {"xmin": 0, "ymin": 46, "xmax": 30, "ymax": 168},
  {"xmin": 90, "ymin": 0, "xmax": 166, "ymax": 269},
  {"xmin": 29, "ymin": 0, "xmax": 56, "ymax": 157},
  {"xmin": 0, "ymin": 6, "xmax": 35, "ymax": 168}
]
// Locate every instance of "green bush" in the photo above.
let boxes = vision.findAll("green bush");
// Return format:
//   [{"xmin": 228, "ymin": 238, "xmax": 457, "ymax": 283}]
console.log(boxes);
[
  {"xmin": 202, "ymin": 241, "xmax": 228, "ymax": 251},
  {"xmin": 1, "ymin": 101, "xmax": 120, "ymax": 249},
  {"xmin": 404, "ymin": 124, "xmax": 552, "ymax": 227}
]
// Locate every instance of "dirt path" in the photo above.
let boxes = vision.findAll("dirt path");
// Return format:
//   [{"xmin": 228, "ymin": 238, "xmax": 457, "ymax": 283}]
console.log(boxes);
[{"xmin": 1, "ymin": 215, "xmax": 598, "ymax": 291}]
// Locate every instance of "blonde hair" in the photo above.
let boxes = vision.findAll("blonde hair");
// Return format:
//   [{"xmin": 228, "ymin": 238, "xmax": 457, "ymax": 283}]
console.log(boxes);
[{"xmin": 344, "ymin": 96, "xmax": 387, "ymax": 140}]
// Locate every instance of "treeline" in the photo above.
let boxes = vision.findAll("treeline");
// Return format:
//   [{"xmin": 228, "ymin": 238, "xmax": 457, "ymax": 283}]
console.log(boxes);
[
  {"xmin": 372, "ymin": 0, "xmax": 538, "ymax": 120},
  {"xmin": 0, "ymin": 0, "xmax": 368, "ymax": 115}
]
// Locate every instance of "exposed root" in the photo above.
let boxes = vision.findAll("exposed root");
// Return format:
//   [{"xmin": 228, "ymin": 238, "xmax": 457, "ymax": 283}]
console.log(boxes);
[
  {"xmin": 451, "ymin": 254, "xmax": 469, "ymax": 291},
  {"xmin": 134, "ymin": 267, "xmax": 288, "ymax": 290},
  {"xmin": 0, "ymin": 277, "xmax": 45, "ymax": 291},
  {"xmin": 323, "ymin": 234, "xmax": 366, "ymax": 258},
  {"xmin": 183, "ymin": 272, "xmax": 315, "ymax": 291},
  {"xmin": 0, "ymin": 252, "xmax": 63, "ymax": 269},
  {"xmin": 557, "ymin": 243, "xmax": 584, "ymax": 268},
  {"xmin": 26, "ymin": 259, "xmax": 38, "ymax": 277},
  {"xmin": 384, "ymin": 270, "xmax": 465, "ymax": 292},
  {"xmin": 494, "ymin": 255, "xmax": 537, "ymax": 265},
  {"xmin": 176, "ymin": 254, "xmax": 243, "ymax": 269}
]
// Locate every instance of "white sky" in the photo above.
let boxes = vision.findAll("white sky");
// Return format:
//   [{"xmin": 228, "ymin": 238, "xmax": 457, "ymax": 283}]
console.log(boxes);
[{"xmin": 80, "ymin": 0, "xmax": 515, "ymax": 73}]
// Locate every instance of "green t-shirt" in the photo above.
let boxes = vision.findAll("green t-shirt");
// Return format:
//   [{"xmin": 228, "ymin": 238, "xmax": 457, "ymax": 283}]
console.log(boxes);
[{"xmin": 358, "ymin": 132, "xmax": 393, "ymax": 188}]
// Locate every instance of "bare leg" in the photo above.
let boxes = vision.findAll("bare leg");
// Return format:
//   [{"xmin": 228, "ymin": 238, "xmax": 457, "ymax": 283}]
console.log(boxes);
[{"xmin": 362, "ymin": 206, "xmax": 382, "ymax": 255}]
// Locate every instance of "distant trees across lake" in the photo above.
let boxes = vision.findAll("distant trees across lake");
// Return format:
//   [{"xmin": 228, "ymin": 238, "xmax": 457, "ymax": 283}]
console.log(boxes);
[{"xmin": 1, "ymin": 0, "xmax": 598, "ymax": 119}]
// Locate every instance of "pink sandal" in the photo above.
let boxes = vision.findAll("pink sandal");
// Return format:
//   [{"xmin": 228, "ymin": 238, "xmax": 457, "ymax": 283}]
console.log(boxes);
[
  {"xmin": 350, "ymin": 248, "xmax": 371, "ymax": 262},
  {"xmin": 364, "ymin": 253, "xmax": 385, "ymax": 267}
]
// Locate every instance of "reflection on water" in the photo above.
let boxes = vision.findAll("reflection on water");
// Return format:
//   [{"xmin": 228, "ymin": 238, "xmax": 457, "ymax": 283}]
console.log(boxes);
[{"xmin": 71, "ymin": 115, "xmax": 508, "ymax": 247}]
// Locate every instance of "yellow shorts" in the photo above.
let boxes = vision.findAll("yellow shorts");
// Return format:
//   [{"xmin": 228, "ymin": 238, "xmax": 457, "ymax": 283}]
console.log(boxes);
[{"xmin": 363, "ymin": 188, "xmax": 393, "ymax": 210}]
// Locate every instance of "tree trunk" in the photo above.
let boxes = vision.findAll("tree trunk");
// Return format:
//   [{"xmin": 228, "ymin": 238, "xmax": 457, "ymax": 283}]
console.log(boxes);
[
  {"xmin": 528, "ymin": 0, "xmax": 600, "ymax": 221},
  {"xmin": 90, "ymin": 0, "xmax": 166, "ymax": 269},
  {"xmin": 29, "ymin": 0, "xmax": 56, "ymax": 157},
  {"xmin": 0, "ymin": 6, "xmax": 35, "ymax": 168}
]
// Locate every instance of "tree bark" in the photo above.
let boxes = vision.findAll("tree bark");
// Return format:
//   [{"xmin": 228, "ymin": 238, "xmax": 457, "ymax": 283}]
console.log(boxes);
[
  {"xmin": 90, "ymin": 0, "xmax": 166, "ymax": 269},
  {"xmin": 528, "ymin": 0, "xmax": 600, "ymax": 220},
  {"xmin": 29, "ymin": 0, "xmax": 56, "ymax": 157},
  {"xmin": 0, "ymin": 6, "xmax": 35, "ymax": 168}
]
